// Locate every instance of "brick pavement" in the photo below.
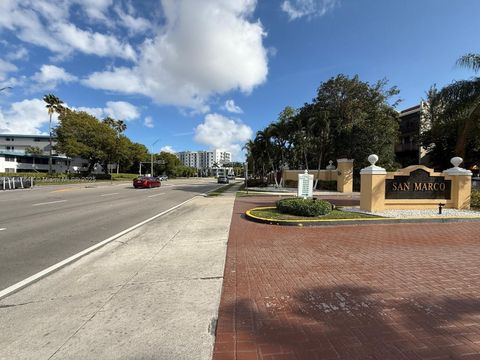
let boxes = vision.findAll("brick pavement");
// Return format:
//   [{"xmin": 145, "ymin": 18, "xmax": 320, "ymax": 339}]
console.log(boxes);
[{"xmin": 213, "ymin": 196, "xmax": 480, "ymax": 360}]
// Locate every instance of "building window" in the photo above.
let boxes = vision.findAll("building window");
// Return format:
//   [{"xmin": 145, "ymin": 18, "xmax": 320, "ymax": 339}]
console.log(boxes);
[
  {"xmin": 5, "ymin": 168, "xmax": 15, "ymax": 173},
  {"xmin": 5, "ymin": 156, "xmax": 15, "ymax": 162},
  {"xmin": 5, "ymin": 137, "xmax": 14, "ymax": 141},
  {"xmin": 6, "ymin": 146, "xmax": 14, "ymax": 151}
]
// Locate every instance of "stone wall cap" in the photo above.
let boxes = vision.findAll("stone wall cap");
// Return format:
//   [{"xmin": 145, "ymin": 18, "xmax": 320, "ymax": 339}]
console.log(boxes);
[
  {"xmin": 360, "ymin": 165, "xmax": 387, "ymax": 175},
  {"xmin": 337, "ymin": 158, "xmax": 354, "ymax": 163},
  {"xmin": 443, "ymin": 168, "xmax": 473, "ymax": 176}
]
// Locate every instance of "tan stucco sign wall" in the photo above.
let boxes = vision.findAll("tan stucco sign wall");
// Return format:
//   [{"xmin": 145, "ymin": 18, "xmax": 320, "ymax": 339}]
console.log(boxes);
[{"xmin": 360, "ymin": 155, "xmax": 472, "ymax": 211}]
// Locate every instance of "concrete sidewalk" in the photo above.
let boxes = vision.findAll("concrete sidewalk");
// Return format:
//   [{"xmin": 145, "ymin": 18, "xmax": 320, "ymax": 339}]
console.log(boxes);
[{"xmin": 0, "ymin": 188, "xmax": 238, "ymax": 359}]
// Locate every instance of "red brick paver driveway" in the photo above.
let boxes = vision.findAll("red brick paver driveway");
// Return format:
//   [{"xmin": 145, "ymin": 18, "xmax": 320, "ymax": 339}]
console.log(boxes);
[{"xmin": 213, "ymin": 196, "xmax": 480, "ymax": 360}]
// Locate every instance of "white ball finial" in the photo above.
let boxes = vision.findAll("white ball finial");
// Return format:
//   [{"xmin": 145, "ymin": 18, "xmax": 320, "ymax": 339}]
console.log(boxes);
[
  {"xmin": 451, "ymin": 157, "xmax": 463, "ymax": 168},
  {"xmin": 368, "ymin": 154, "xmax": 379, "ymax": 166}
]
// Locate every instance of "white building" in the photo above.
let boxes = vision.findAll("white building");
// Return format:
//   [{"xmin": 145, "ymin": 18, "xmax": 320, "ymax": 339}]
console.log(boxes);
[
  {"xmin": 0, "ymin": 134, "xmax": 102, "ymax": 174},
  {"xmin": 176, "ymin": 149, "xmax": 232, "ymax": 175}
]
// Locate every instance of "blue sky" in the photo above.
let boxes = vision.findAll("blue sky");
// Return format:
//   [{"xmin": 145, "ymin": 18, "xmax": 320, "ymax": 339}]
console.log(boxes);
[{"xmin": 0, "ymin": 0, "xmax": 479, "ymax": 160}]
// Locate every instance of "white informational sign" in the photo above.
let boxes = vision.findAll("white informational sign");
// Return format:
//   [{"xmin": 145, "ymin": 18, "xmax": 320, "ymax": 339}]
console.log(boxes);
[{"xmin": 297, "ymin": 170, "xmax": 314, "ymax": 199}]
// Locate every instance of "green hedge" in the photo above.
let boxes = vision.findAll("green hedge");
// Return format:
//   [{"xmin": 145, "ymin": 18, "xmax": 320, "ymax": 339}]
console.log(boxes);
[
  {"xmin": 276, "ymin": 197, "xmax": 333, "ymax": 217},
  {"xmin": 472, "ymin": 190, "xmax": 480, "ymax": 209},
  {"xmin": 316, "ymin": 180, "xmax": 337, "ymax": 191}
]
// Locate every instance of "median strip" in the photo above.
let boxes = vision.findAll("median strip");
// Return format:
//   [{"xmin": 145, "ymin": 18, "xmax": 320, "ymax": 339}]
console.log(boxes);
[{"xmin": 32, "ymin": 200, "xmax": 67, "ymax": 207}]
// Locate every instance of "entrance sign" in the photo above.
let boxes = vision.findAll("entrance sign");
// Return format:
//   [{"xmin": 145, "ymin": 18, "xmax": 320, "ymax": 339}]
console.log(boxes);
[
  {"xmin": 298, "ymin": 170, "xmax": 314, "ymax": 199},
  {"xmin": 360, "ymin": 155, "xmax": 472, "ymax": 211},
  {"xmin": 385, "ymin": 169, "xmax": 451, "ymax": 200}
]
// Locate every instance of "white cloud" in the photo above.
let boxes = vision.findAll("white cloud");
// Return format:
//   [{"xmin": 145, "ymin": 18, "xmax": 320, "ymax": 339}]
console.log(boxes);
[
  {"xmin": 6, "ymin": 47, "xmax": 28, "ymax": 61},
  {"xmin": 104, "ymin": 101, "xmax": 140, "ymax": 121},
  {"xmin": 83, "ymin": 0, "xmax": 268, "ymax": 111},
  {"xmin": 0, "ymin": 98, "xmax": 52, "ymax": 134},
  {"xmin": 160, "ymin": 145, "xmax": 176, "ymax": 153},
  {"xmin": 114, "ymin": 6, "xmax": 152, "ymax": 35},
  {"xmin": 0, "ymin": 0, "xmax": 136, "ymax": 61},
  {"xmin": 281, "ymin": 0, "xmax": 338, "ymax": 20},
  {"xmin": 78, "ymin": 101, "xmax": 140, "ymax": 121},
  {"xmin": 53, "ymin": 23, "xmax": 137, "ymax": 61},
  {"xmin": 0, "ymin": 59, "xmax": 17, "ymax": 81},
  {"xmin": 144, "ymin": 116, "xmax": 154, "ymax": 128},
  {"xmin": 223, "ymin": 99, "xmax": 243, "ymax": 114},
  {"xmin": 194, "ymin": 113, "xmax": 252, "ymax": 160},
  {"xmin": 32, "ymin": 64, "xmax": 77, "ymax": 90}
]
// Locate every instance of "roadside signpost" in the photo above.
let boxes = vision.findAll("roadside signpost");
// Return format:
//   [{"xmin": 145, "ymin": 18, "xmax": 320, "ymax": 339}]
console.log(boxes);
[{"xmin": 297, "ymin": 170, "xmax": 313, "ymax": 199}]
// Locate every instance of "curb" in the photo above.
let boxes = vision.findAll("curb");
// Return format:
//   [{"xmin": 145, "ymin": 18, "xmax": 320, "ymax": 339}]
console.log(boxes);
[
  {"xmin": 245, "ymin": 207, "xmax": 480, "ymax": 227},
  {"xmin": 0, "ymin": 196, "xmax": 200, "ymax": 301}
]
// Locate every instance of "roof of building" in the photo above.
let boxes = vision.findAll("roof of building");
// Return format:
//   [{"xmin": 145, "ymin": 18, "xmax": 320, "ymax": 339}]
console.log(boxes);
[
  {"xmin": 0, "ymin": 134, "xmax": 51, "ymax": 139},
  {"xmin": 0, "ymin": 150, "xmax": 67, "ymax": 159}
]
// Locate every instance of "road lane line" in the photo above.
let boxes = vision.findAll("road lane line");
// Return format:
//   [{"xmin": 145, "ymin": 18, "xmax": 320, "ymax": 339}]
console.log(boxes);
[
  {"xmin": 0, "ymin": 195, "xmax": 200, "ymax": 300},
  {"xmin": 147, "ymin": 193, "xmax": 166, "ymax": 198},
  {"xmin": 100, "ymin": 192, "xmax": 119, "ymax": 197},
  {"xmin": 32, "ymin": 200, "xmax": 67, "ymax": 207},
  {"xmin": 51, "ymin": 188, "xmax": 80, "ymax": 193},
  {"xmin": 0, "ymin": 228, "xmax": 5, "ymax": 231}
]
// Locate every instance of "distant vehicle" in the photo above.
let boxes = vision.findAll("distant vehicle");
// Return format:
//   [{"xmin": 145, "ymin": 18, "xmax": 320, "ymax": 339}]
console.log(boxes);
[
  {"xmin": 227, "ymin": 174, "xmax": 235, "ymax": 180},
  {"xmin": 158, "ymin": 175, "xmax": 168, "ymax": 181},
  {"xmin": 217, "ymin": 176, "xmax": 229, "ymax": 184},
  {"xmin": 133, "ymin": 176, "xmax": 161, "ymax": 188}
]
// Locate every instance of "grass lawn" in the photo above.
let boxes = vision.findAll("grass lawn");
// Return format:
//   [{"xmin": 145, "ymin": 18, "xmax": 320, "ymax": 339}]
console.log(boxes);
[
  {"xmin": 208, "ymin": 182, "xmax": 237, "ymax": 196},
  {"xmin": 249, "ymin": 207, "xmax": 382, "ymax": 220}
]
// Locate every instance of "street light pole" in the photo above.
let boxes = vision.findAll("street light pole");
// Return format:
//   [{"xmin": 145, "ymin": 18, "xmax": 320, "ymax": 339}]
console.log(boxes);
[{"xmin": 150, "ymin": 138, "xmax": 160, "ymax": 176}]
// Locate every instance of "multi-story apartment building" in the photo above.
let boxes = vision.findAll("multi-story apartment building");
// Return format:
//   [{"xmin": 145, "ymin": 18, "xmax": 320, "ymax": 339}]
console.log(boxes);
[
  {"xmin": 0, "ymin": 134, "xmax": 102, "ymax": 173},
  {"xmin": 176, "ymin": 149, "xmax": 232, "ymax": 175},
  {"xmin": 395, "ymin": 103, "xmax": 430, "ymax": 167},
  {"xmin": 0, "ymin": 134, "xmax": 69, "ymax": 173}
]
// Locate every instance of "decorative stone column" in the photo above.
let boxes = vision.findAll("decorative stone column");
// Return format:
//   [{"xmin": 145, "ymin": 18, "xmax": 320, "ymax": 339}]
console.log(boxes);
[
  {"xmin": 336, "ymin": 158, "xmax": 353, "ymax": 193},
  {"xmin": 326, "ymin": 160, "xmax": 336, "ymax": 181},
  {"xmin": 443, "ymin": 157, "xmax": 472, "ymax": 209},
  {"xmin": 360, "ymin": 155, "xmax": 387, "ymax": 212}
]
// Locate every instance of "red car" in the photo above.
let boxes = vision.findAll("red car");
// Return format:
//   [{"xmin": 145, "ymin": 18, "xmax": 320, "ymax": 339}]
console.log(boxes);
[{"xmin": 133, "ymin": 176, "xmax": 161, "ymax": 188}]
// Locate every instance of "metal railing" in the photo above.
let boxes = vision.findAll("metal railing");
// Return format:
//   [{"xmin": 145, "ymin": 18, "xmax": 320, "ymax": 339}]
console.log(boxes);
[{"xmin": 0, "ymin": 177, "xmax": 34, "ymax": 190}]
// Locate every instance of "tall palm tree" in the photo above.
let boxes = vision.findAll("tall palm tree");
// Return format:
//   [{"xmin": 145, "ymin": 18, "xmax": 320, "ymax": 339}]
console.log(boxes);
[
  {"xmin": 43, "ymin": 94, "xmax": 65, "ymax": 174},
  {"xmin": 457, "ymin": 53, "xmax": 480, "ymax": 73}
]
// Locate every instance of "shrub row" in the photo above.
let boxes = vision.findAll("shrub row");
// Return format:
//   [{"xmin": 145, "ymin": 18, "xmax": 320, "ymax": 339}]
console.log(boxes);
[
  {"xmin": 471, "ymin": 190, "xmax": 480, "ymax": 209},
  {"xmin": 276, "ymin": 197, "xmax": 333, "ymax": 217}
]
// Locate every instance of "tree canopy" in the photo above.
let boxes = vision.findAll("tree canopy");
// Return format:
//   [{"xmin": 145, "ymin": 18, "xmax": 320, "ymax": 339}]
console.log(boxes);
[{"xmin": 246, "ymin": 74, "xmax": 400, "ymax": 182}]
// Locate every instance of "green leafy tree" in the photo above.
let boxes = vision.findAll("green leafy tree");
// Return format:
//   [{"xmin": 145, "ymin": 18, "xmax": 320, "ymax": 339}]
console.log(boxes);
[
  {"xmin": 55, "ymin": 110, "xmax": 118, "ymax": 173},
  {"xmin": 24, "ymin": 146, "xmax": 44, "ymax": 156},
  {"xmin": 43, "ymin": 94, "xmax": 65, "ymax": 174},
  {"xmin": 422, "ymin": 53, "xmax": 480, "ymax": 168}
]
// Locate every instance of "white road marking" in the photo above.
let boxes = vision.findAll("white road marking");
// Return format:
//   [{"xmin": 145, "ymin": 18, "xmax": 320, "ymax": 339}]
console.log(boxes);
[
  {"xmin": 147, "ymin": 193, "xmax": 166, "ymax": 198},
  {"xmin": 0, "ymin": 196, "xmax": 199, "ymax": 300},
  {"xmin": 0, "ymin": 228, "xmax": 5, "ymax": 231},
  {"xmin": 100, "ymin": 192, "xmax": 119, "ymax": 197},
  {"xmin": 32, "ymin": 200, "xmax": 67, "ymax": 207}
]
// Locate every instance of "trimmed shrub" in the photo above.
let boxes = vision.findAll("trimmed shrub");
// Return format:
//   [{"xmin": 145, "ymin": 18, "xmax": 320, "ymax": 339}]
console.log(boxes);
[
  {"xmin": 472, "ymin": 190, "xmax": 480, "ymax": 209},
  {"xmin": 247, "ymin": 178, "xmax": 268, "ymax": 187},
  {"xmin": 276, "ymin": 197, "xmax": 333, "ymax": 217},
  {"xmin": 316, "ymin": 180, "xmax": 337, "ymax": 191}
]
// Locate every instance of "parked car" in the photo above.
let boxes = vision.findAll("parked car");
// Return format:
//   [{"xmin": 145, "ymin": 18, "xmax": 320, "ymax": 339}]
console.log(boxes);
[
  {"xmin": 133, "ymin": 176, "xmax": 161, "ymax": 188},
  {"xmin": 217, "ymin": 176, "xmax": 229, "ymax": 184},
  {"xmin": 158, "ymin": 175, "xmax": 168, "ymax": 181},
  {"xmin": 227, "ymin": 174, "xmax": 235, "ymax": 180}
]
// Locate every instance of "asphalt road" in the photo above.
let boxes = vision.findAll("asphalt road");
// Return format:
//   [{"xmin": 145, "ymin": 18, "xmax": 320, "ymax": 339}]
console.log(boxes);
[{"xmin": 0, "ymin": 178, "xmax": 224, "ymax": 291}]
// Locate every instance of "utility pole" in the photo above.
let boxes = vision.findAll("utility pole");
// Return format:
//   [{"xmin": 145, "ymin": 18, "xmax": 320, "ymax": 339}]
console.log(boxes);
[{"xmin": 150, "ymin": 138, "xmax": 160, "ymax": 176}]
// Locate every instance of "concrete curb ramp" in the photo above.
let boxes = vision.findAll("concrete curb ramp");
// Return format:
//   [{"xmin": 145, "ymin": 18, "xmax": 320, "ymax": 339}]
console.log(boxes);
[{"xmin": 245, "ymin": 206, "xmax": 480, "ymax": 226}]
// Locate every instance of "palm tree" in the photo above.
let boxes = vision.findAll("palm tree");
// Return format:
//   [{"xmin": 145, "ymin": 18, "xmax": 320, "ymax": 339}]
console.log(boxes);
[
  {"xmin": 457, "ymin": 53, "xmax": 480, "ymax": 73},
  {"xmin": 43, "ymin": 94, "xmax": 65, "ymax": 174}
]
